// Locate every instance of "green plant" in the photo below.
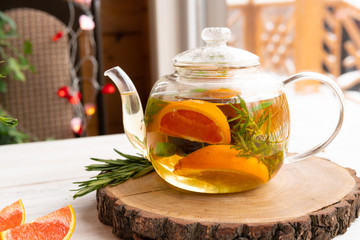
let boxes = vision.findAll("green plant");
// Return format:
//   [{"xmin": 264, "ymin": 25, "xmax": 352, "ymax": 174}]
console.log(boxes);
[
  {"xmin": 0, "ymin": 11, "xmax": 34, "ymax": 93},
  {"xmin": 0, "ymin": 115, "xmax": 18, "ymax": 126},
  {"xmin": 0, "ymin": 108, "xmax": 28, "ymax": 144},
  {"xmin": 0, "ymin": 11, "xmax": 33, "ymax": 144}
]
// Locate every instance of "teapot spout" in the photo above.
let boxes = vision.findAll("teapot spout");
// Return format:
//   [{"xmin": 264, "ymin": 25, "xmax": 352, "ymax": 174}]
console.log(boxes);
[
  {"xmin": 104, "ymin": 66, "xmax": 146, "ymax": 155},
  {"xmin": 104, "ymin": 66, "xmax": 137, "ymax": 94}
]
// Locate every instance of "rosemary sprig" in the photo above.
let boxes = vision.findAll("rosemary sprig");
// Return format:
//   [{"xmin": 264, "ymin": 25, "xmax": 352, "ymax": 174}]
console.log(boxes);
[
  {"xmin": 228, "ymin": 96, "xmax": 281, "ymax": 175},
  {"xmin": 72, "ymin": 149, "xmax": 154, "ymax": 199},
  {"xmin": 228, "ymin": 96, "xmax": 272, "ymax": 153}
]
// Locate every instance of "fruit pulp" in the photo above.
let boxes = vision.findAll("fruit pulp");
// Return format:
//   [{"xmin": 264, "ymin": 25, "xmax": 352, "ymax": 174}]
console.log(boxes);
[
  {"xmin": 144, "ymin": 91, "xmax": 290, "ymax": 193},
  {"xmin": 0, "ymin": 199, "xmax": 25, "ymax": 232}
]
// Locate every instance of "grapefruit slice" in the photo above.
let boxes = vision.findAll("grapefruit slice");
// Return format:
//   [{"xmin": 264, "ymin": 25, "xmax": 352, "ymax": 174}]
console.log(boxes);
[
  {"xmin": 173, "ymin": 145, "xmax": 269, "ymax": 191},
  {"xmin": 0, "ymin": 205, "xmax": 76, "ymax": 240},
  {"xmin": 0, "ymin": 200, "xmax": 25, "ymax": 232},
  {"xmin": 157, "ymin": 100, "xmax": 231, "ymax": 144}
]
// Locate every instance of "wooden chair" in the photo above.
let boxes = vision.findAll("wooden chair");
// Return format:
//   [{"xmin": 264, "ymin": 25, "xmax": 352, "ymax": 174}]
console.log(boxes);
[
  {"xmin": 0, "ymin": 0, "xmax": 105, "ymax": 141},
  {"xmin": 0, "ymin": 8, "xmax": 73, "ymax": 140}
]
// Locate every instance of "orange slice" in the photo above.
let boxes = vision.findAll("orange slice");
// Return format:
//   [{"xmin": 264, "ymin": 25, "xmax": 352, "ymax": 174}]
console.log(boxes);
[
  {"xmin": 157, "ymin": 100, "xmax": 231, "ymax": 144},
  {"xmin": 174, "ymin": 145, "xmax": 269, "ymax": 190},
  {"xmin": 0, "ymin": 200, "xmax": 25, "ymax": 232},
  {"xmin": 0, "ymin": 205, "xmax": 76, "ymax": 240},
  {"xmin": 205, "ymin": 88, "xmax": 240, "ymax": 99}
]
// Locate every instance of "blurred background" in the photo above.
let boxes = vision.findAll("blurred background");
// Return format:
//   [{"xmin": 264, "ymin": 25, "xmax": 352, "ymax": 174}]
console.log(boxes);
[{"xmin": 0, "ymin": 0, "xmax": 359, "ymax": 144}]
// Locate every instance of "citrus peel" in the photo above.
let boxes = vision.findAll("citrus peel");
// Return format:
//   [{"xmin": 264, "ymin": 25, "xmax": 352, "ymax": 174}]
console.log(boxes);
[
  {"xmin": 0, "ymin": 200, "xmax": 25, "ymax": 232},
  {"xmin": 205, "ymin": 88, "xmax": 240, "ymax": 99},
  {"xmin": 0, "ymin": 205, "xmax": 76, "ymax": 240},
  {"xmin": 157, "ymin": 100, "xmax": 231, "ymax": 144},
  {"xmin": 174, "ymin": 145, "xmax": 269, "ymax": 184}
]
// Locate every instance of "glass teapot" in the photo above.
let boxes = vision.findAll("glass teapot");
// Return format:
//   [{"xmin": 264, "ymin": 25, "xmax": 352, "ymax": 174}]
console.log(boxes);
[{"xmin": 104, "ymin": 27, "xmax": 344, "ymax": 193}]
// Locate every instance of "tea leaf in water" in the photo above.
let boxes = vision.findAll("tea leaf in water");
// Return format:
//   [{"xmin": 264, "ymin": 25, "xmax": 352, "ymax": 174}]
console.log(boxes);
[
  {"xmin": 250, "ymin": 101, "xmax": 273, "ymax": 112},
  {"xmin": 154, "ymin": 142, "xmax": 177, "ymax": 157},
  {"xmin": 228, "ymin": 95, "xmax": 282, "ymax": 176},
  {"xmin": 144, "ymin": 97, "xmax": 168, "ymax": 125},
  {"xmin": 256, "ymin": 109, "xmax": 270, "ymax": 129},
  {"xmin": 265, "ymin": 109, "xmax": 271, "ymax": 137},
  {"xmin": 191, "ymin": 88, "xmax": 207, "ymax": 93}
]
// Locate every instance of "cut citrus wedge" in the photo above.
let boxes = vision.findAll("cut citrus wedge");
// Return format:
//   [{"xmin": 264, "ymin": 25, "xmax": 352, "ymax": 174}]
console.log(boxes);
[
  {"xmin": 205, "ymin": 88, "xmax": 240, "ymax": 99},
  {"xmin": 0, "ymin": 205, "xmax": 76, "ymax": 240},
  {"xmin": 173, "ymin": 145, "xmax": 269, "ymax": 191},
  {"xmin": 0, "ymin": 200, "xmax": 25, "ymax": 232},
  {"xmin": 157, "ymin": 100, "xmax": 231, "ymax": 144}
]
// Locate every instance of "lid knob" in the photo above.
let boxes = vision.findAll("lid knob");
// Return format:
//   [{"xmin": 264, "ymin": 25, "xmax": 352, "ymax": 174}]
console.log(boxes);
[
  {"xmin": 173, "ymin": 27, "xmax": 260, "ymax": 68},
  {"xmin": 201, "ymin": 27, "xmax": 231, "ymax": 47}
]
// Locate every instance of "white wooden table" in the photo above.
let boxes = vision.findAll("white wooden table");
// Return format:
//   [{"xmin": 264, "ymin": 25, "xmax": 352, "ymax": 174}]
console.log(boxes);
[
  {"xmin": 0, "ymin": 134, "xmax": 132, "ymax": 239},
  {"xmin": 1, "ymin": 88, "xmax": 360, "ymax": 239}
]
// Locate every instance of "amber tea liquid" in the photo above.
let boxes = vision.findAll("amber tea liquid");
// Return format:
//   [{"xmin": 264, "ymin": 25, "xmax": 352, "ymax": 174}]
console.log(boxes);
[{"xmin": 144, "ymin": 91, "xmax": 290, "ymax": 193}]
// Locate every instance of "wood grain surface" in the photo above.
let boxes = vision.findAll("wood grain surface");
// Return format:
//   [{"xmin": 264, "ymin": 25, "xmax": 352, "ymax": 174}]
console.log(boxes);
[{"xmin": 97, "ymin": 156, "xmax": 360, "ymax": 239}]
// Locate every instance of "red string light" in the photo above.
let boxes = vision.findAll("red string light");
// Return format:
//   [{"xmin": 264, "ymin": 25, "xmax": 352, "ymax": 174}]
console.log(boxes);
[
  {"xmin": 52, "ymin": 31, "xmax": 64, "ymax": 42},
  {"xmin": 84, "ymin": 103, "xmax": 96, "ymax": 116},
  {"xmin": 70, "ymin": 117, "xmax": 83, "ymax": 136},
  {"xmin": 68, "ymin": 92, "xmax": 82, "ymax": 104},
  {"xmin": 101, "ymin": 83, "xmax": 116, "ymax": 94},
  {"xmin": 53, "ymin": 2, "xmax": 99, "ymax": 136},
  {"xmin": 79, "ymin": 15, "xmax": 95, "ymax": 30},
  {"xmin": 57, "ymin": 87, "xmax": 82, "ymax": 105},
  {"xmin": 57, "ymin": 86, "xmax": 70, "ymax": 98},
  {"xmin": 74, "ymin": 0, "xmax": 92, "ymax": 6}
]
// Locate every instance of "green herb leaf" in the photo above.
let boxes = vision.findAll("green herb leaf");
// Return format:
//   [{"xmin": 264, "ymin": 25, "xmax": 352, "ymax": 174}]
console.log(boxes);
[
  {"xmin": 257, "ymin": 109, "xmax": 270, "ymax": 129},
  {"xmin": 0, "ymin": 116, "xmax": 18, "ymax": 126},
  {"xmin": 0, "ymin": 11, "xmax": 17, "ymax": 38},
  {"xmin": 154, "ymin": 142, "xmax": 176, "ymax": 157},
  {"xmin": 0, "ymin": 12, "xmax": 34, "ymax": 86},
  {"xmin": 8, "ymin": 57, "xmax": 25, "ymax": 81},
  {"xmin": 28, "ymin": 65, "xmax": 36, "ymax": 73},
  {"xmin": 23, "ymin": 40, "xmax": 32, "ymax": 55},
  {"xmin": 192, "ymin": 88, "xmax": 207, "ymax": 93},
  {"xmin": 18, "ymin": 55, "xmax": 29, "ymax": 67},
  {"xmin": 144, "ymin": 97, "xmax": 168, "ymax": 125},
  {"xmin": 0, "ymin": 108, "xmax": 29, "ymax": 144},
  {"xmin": 250, "ymin": 101, "xmax": 273, "ymax": 112},
  {"xmin": 238, "ymin": 96, "xmax": 248, "ymax": 114},
  {"xmin": 228, "ymin": 95, "xmax": 281, "ymax": 178},
  {"xmin": 14, "ymin": 71, "xmax": 25, "ymax": 81},
  {"xmin": 72, "ymin": 149, "xmax": 154, "ymax": 199}
]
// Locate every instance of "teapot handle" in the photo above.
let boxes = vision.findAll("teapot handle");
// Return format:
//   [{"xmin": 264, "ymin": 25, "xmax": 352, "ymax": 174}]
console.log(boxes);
[{"xmin": 283, "ymin": 72, "xmax": 345, "ymax": 162}]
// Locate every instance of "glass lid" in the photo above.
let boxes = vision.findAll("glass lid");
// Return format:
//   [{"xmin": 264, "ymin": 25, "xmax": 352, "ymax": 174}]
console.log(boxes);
[{"xmin": 173, "ymin": 27, "xmax": 260, "ymax": 69}]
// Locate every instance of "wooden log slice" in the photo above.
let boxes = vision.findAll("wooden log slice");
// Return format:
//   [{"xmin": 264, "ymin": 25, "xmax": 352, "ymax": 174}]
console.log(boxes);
[{"xmin": 96, "ymin": 157, "xmax": 360, "ymax": 240}]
